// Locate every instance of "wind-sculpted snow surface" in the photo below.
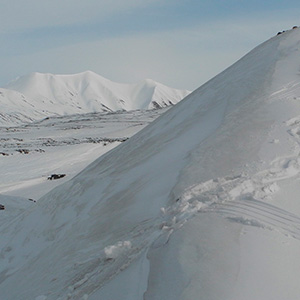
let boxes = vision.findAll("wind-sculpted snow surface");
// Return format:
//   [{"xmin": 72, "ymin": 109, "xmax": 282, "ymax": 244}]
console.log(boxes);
[
  {"xmin": 0, "ymin": 71, "xmax": 190, "ymax": 126},
  {"xmin": 2, "ymin": 29, "xmax": 300, "ymax": 299}
]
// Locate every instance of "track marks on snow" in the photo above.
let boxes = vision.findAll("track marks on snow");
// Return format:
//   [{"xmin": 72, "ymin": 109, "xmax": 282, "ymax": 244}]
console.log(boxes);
[
  {"xmin": 205, "ymin": 198, "xmax": 300, "ymax": 239},
  {"xmin": 167, "ymin": 150, "xmax": 300, "ymax": 240}
]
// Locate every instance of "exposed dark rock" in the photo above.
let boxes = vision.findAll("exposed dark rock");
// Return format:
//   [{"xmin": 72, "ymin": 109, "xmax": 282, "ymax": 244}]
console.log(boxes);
[
  {"xmin": 35, "ymin": 149, "xmax": 45, "ymax": 153},
  {"xmin": 16, "ymin": 149, "xmax": 29, "ymax": 154},
  {"xmin": 277, "ymin": 30, "xmax": 286, "ymax": 35},
  {"xmin": 47, "ymin": 174, "xmax": 66, "ymax": 180},
  {"xmin": 152, "ymin": 101, "xmax": 161, "ymax": 109}
]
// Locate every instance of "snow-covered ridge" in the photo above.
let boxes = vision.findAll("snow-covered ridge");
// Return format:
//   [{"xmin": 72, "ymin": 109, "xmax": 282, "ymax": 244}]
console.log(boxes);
[
  {"xmin": 1, "ymin": 71, "xmax": 190, "ymax": 126},
  {"xmin": 0, "ymin": 88, "xmax": 47, "ymax": 126}
]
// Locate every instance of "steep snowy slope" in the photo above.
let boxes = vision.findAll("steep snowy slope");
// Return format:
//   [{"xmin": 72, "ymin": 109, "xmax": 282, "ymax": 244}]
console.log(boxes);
[
  {"xmin": 1, "ymin": 71, "xmax": 190, "ymax": 126},
  {"xmin": 0, "ymin": 88, "xmax": 46, "ymax": 125},
  {"xmin": 2, "ymin": 28, "xmax": 300, "ymax": 300}
]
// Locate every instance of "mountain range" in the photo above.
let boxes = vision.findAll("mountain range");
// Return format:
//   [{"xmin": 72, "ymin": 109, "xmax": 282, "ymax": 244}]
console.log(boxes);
[{"xmin": 0, "ymin": 71, "xmax": 190, "ymax": 126}]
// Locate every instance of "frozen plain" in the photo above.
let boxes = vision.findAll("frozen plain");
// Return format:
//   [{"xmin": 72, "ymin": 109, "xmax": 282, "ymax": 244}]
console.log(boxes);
[
  {"xmin": 0, "ymin": 108, "xmax": 167, "ymax": 199},
  {"xmin": 1, "ymin": 28, "xmax": 300, "ymax": 299}
]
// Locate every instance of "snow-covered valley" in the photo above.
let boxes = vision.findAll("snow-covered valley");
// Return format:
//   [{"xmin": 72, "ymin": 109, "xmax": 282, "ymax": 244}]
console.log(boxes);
[
  {"xmin": 1, "ymin": 28, "xmax": 300, "ymax": 300},
  {"xmin": 0, "ymin": 108, "xmax": 167, "ymax": 199}
]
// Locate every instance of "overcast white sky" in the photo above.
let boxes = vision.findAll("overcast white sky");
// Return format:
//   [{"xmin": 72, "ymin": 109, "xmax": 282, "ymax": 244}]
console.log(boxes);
[{"xmin": 1, "ymin": 1, "xmax": 300, "ymax": 90}]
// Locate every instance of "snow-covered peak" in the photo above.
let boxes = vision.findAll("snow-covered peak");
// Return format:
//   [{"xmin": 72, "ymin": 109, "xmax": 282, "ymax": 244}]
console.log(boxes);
[
  {"xmin": 1, "ymin": 71, "xmax": 190, "ymax": 126},
  {"xmin": 2, "ymin": 28, "xmax": 300, "ymax": 299}
]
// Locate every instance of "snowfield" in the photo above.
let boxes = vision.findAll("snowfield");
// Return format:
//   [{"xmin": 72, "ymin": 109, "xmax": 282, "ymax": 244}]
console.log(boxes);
[
  {"xmin": 1, "ymin": 28, "xmax": 300, "ymax": 299},
  {"xmin": 0, "ymin": 108, "xmax": 167, "ymax": 199}
]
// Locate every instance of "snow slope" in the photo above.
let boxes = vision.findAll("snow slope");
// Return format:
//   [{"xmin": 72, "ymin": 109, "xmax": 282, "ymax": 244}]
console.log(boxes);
[
  {"xmin": 2, "ymin": 28, "xmax": 300, "ymax": 299},
  {"xmin": 0, "ymin": 88, "xmax": 47, "ymax": 125},
  {"xmin": 1, "ymin": 71, "xmax": 190, "ymax": 126}
]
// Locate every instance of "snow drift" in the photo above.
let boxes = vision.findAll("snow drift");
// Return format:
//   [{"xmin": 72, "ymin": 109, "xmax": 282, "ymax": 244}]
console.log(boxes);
[
  {"xmin": 0, "ymin": 71, "xmax": 190, "ymax": 126},
  {"xmin": 2, "ymin": 28, "xmax": 300, "ymax": 299}
]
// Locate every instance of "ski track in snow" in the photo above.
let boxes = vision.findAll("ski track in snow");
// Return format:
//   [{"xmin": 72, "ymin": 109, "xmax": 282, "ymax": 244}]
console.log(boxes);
[
  {"xmin": 167, "ymin": 168, "xmax": 300, "ymax": 240},
  {"xmin": 159, "ymin": 113, "xmax": 300, "ymax": 244},
  {"xmin": 77, "ymin": 155, "xmax": 300, "ymax": 298},
  {"xmin": 75, "ymin": 150, "xmax": 300, "ymax": 297}
]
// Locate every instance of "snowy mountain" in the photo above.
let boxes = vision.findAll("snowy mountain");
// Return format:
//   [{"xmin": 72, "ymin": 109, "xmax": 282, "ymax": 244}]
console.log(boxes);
[
  {"xmin": 0, "ymin": 88, "xmax": 47, "ymax": 125},
  {"xmin": 2, "ymin": 27, "xmax": 300, "ymax": 299},
  {"xmin": 0, "ymin": 71, "xmax": 190, "ymax": 126}
]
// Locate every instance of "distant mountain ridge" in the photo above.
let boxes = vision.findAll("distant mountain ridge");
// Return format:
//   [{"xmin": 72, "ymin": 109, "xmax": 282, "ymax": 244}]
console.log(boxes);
[{"xmin": 0, "ymin": 71, "xmax": 190, "ymax": 126}]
